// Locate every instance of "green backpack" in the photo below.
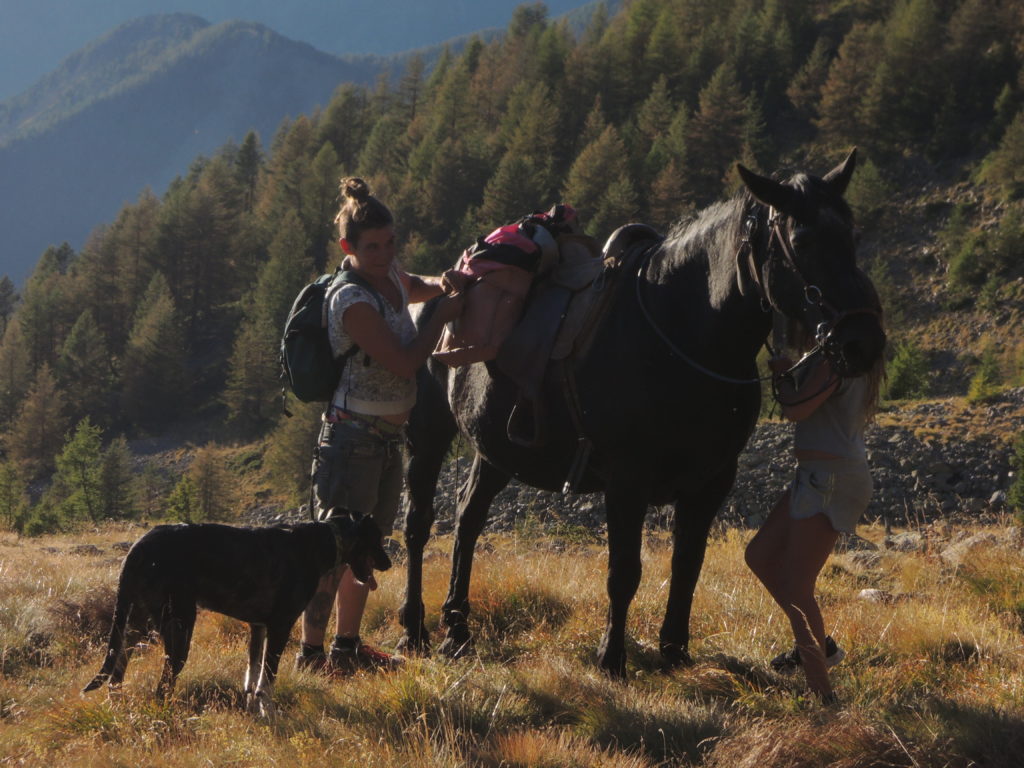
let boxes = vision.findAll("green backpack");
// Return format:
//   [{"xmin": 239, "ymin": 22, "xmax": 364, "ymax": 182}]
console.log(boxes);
[{"xmin": 279, "ymin": 267, "xmax": 385, "ymax": 404}]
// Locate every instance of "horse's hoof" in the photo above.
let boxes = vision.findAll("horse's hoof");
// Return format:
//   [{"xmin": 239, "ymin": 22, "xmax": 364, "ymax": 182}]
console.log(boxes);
[
  {"xmin": 438, "ymin": 632, "xmax": 474, "ymax": 659},
  {"xmin": 396, "ymin": 632, "xmax": 432, "ymax": 657},
  {"xmin": 597, "ymin": 651, "xmax": 627, "ymax": 679},
  {"xmin": 659, "ymin": 642, "xmax": 693, "ymax": 668}
]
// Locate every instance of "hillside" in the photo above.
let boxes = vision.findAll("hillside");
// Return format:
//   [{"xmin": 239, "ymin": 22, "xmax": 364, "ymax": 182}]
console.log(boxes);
[
  {"xmin": 0, "ymin": 0, "xmax": 1022, "ymax": 538},
  {"xmin": 0, "ymin": 15, "xmax": 395, "ymax": 288}
]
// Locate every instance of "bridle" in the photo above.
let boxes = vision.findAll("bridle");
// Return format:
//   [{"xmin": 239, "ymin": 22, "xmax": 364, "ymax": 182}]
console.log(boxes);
[
  {"xmin": 740, "ymin": 204, "xmax": 880, "ymax": 377},
  {"xmin": 635, "ymin": 200, "xmax": 880, "ymax": 386}
]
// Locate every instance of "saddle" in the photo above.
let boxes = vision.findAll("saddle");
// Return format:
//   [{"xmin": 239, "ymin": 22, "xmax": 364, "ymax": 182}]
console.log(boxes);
[{"xmin": 496, "ymin": 223, "xmax": 664, "ymax": 465}]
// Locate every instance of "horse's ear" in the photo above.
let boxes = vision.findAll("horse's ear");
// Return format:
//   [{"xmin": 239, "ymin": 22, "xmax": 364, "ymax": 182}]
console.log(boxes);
[
  {"xmin": 822, "ymin": 148, "xmax": 857, "ymax": 198},
  {"xmin": 736, "ymin": 164, "xmax": 799, "ymax": 215}
]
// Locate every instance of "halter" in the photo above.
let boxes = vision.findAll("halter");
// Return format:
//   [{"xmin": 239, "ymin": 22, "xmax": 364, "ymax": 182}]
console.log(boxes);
[{"xmin": 747, "ymin": 206, "xmax": 880, "ymax": 377}]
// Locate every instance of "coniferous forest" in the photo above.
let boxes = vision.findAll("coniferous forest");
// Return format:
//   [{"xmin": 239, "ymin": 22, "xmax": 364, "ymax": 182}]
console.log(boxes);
[{"xmin": 2, "ymin": 0, "xmax": 1024, "ymax": 533}]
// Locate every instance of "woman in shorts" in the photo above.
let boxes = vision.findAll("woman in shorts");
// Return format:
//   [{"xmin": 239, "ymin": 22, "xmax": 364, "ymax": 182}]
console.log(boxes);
[
  {"xmin": 745, "ymin": 318, "xmax": 885, "ymax": 702},
  {"xmin": 296, "ymin": 177, "xmax": 465, "ymax": 674}
]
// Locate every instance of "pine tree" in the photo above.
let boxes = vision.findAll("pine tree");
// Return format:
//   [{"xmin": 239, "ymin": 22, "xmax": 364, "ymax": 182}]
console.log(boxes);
[
  {"xmin": 189, "ymin": 444, "xmax": 233, "ymax": 522},
  {"xmin": 978, "ymin": 110, "xmax": 1024, "ymax": 200},
  {"xmin": 817, "ymin": 22, "xmax": 884, "ymax": 145},
  {"xmin": 166, "ymin": 474, "xmax": 200, "ymax": 523},
  {"xmin": 562, "ymin": 125, "xmax": 638, "ymax": 240},
  {"xmin": 0, "ymin": 276, "xmax": 17, "ymax": 337},
  {"xmin": 17, "ymin": 244, "xmax": 76, "ymax": 373},
  {"xmin": 235, "ymin": 131, "xmax": 264, "ymax": 213},
  {"xmin": 120, "ymin": 273, "xmax": 187, "ymax": 431},
  {"xmin": 73, "ymin": 191, "xmax": 162, "ymax": 354},
  {"xmin": 302, "ymin": 142, "xmax": 341, "ymax": 273},
  {"xmin": 0, "ymin": 459, "xmax": 29, "ymax": 533},
  {"xmin": 478, "ymin": 84, "xmax": 561, "ymax": 226},
  {"xmin": 688, "ymin": 64, "xmax": 749, "ymax": 202},
  {"xmin": 99, "ymin": 436, "xmax": 135, "ymax": 520},
  {"xmin": 56, "ymin": 310, "xmax": 112, "ymax": 424},
  {"xmin": 225, "ymin": 210, "xmax": 309, "ymax": 431},
  {"xmin": 47, "ymin": 417, "xmax": 105, "ymax": 525},
  {"xmin": 265, "ymin": 399, "xmax": 322, "ymax": 507},
  {"xmin": 319, "ymin": 84, "xmax": 371, "ymax": 173},
  {"xmin": 0, "ymin": 321, "xmax": 31, "ymax": 428},
  {"xmin": 860, "ymin": 0, "xmax": 943, "ymax": 149},
  {"xmin": 787, "ymin": 37, "xmax": 833, "ymax": 122},
  {"xmin": 224, "ymin": 309, "xmax": 280, "ymax": 432},
  {"xmin": 4, "ymin": 363, "xmax": 66, "ymax": 480}
]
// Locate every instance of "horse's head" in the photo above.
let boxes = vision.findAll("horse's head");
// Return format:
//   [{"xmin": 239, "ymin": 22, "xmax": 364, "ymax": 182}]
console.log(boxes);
[{"xmin": 736, "ymin": 149, "xmax": 886, "ymax": 377}]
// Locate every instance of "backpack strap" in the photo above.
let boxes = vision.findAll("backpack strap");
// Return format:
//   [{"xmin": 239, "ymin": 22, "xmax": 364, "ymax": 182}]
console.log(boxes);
[{"xmin": 328, "ymin": 268, "xmax": 388, "ymax": 367}]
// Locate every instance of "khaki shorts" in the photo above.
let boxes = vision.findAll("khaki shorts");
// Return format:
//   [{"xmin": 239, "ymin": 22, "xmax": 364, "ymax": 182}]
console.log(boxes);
[
  {"xmin": 312, "ymin": 416, "xmax": 404, "ymax": 535},
  {"xmin": 790, "ymin": 458, "xmax": 872, "ymax": 534}
]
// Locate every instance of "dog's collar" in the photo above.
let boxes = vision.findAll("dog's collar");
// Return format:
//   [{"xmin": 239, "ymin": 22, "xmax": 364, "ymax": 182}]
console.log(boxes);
[{"xmin": 324, "ymin": 518, "xmax": 353, "ymax": 566}]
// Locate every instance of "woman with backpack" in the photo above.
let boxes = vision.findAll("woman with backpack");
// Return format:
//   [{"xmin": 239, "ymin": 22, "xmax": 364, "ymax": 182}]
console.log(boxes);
[{"xmin": 296, "ymin": 177, "xmax": 464, "ymax": 674}]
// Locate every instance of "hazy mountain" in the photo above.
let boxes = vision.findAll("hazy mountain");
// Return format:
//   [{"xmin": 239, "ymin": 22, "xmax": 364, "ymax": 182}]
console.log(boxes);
[
  {"xmin": 0, "ymin": 0, "xmax": 588, "ymax": 102},
  {"xmin": 0, "ymin": 15, "xmax": 404, "ymax": 287},
  {"xmin": 0, "ymin": 2, "xmax": 615, "ymax": 288}
]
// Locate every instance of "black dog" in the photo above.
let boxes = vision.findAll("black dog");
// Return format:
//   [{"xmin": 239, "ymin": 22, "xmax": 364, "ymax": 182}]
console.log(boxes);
[{"xmin": 83, "ymin": 513, "xmax": 390, "ymax": 716}]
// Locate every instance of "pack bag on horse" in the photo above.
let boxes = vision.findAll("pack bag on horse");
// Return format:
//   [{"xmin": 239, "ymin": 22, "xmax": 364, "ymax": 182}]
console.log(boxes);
[
  {"xmin": 433, "ymin": 204, "xmax": 595, "ymax": 367},
  {"xmin": 397, "ymin": 149, "xmax": 886, "ymax": 677}
]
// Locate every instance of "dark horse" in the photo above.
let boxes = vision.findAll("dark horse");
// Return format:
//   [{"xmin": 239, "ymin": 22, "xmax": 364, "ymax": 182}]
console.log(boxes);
[{"xmin": 399, "ymin": 150, "xmax": 885, "ymax": 676}]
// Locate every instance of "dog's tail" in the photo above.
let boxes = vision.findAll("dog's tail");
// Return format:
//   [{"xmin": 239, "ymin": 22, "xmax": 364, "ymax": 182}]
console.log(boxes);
[{"xmin": 83, "ymin": 557, "xmax": 142, "ymax": 693}]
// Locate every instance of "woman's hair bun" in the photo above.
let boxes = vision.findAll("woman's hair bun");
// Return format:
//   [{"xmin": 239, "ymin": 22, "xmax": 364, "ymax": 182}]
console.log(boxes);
[{"xmin": 342, "ymin": 177, "xmax": 371, "ymax": 202}]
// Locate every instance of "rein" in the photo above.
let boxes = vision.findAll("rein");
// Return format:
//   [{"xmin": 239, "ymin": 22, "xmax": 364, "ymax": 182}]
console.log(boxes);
[
  {"xmin": 633, "ymin": 201, "xmax": 873, "ymax": 388},
  {"xmin": 633, "ymin": 241, "xmax": 773, "ymax": 386}
]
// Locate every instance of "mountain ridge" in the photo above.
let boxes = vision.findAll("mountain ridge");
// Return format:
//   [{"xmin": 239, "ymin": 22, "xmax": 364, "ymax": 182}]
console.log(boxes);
[{"xmin": 0, "ymin": 16, "xmax": 405, "ymax": 286}]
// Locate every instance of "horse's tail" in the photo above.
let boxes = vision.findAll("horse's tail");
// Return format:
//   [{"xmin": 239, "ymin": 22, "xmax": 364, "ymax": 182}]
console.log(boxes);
[{"xmin": 83, "ymin": 554, "xmax": 145, "ymax": 693}]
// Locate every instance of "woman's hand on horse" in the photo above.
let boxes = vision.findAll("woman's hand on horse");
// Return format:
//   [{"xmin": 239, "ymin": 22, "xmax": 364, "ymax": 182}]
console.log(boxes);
[
  {"xmin": 769, "ymin": 355, "xmax": 794, "ymax": 374},
  {"xmin": 441, "ymin": 269, "xmax": 470, "ymax": 296}
]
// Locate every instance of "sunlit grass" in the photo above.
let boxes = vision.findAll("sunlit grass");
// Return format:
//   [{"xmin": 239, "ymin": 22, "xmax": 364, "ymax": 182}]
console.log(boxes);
[{"xmin": 2, "ymin": 521, "xmax": 1023, "ymax": 766}]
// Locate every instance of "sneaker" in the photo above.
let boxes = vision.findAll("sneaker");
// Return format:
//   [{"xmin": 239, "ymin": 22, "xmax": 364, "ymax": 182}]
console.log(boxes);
[
  {"xmin": 294, "ymin": 649, "xmax": 332, "ymax": 674},
  {"xmin": 770, "ymin": 636, "xmax": 845, "ymax": 672},
  {"xmin": 329, "ymin": 638, "xmax": 404, "ymax": 674}
]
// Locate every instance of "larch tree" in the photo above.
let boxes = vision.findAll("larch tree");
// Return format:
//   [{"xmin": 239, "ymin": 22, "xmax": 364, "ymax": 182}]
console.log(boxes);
[
  {"xmin": 562, "ymin": 124, "xmax": 638, "ymax": 240},
  {"xmin": 56, "ymin": 310, "xmax": 113, "ymax": 425},
  {"xmin": 0, "ymin": 321, "xmax": 31, "ymax": 429},
  {"xmin": 5, "ymin": 363, "xmax": 66, "ymax": 481},
  {"xmin": 0, "ymin": 276, "xmax": 17, "ymax": 336},
  {"xmin": 120, "ymin": 273, "xmax": 187, "ymax": 431}
]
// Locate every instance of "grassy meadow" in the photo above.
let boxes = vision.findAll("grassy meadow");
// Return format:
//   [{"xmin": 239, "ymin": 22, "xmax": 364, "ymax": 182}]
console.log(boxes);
[{"xmin": 1, "ymin": 520, "xmax": 1023, "ymax": 767}]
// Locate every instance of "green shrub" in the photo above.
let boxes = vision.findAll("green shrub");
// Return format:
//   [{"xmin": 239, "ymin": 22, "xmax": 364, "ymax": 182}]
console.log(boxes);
[
  {"xmin": 885, "ymin": 340, "xmax": 929, "ymax": 400},
  {"xmin": 966, "ymin": 347, "xmax": 1001, "ymax": 404}
]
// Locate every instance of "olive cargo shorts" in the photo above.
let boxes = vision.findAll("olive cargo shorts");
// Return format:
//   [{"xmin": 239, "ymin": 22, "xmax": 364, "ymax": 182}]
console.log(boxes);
[{"xmin": 312, "ymin": 417, "xmax": 404, "ymax": 535}]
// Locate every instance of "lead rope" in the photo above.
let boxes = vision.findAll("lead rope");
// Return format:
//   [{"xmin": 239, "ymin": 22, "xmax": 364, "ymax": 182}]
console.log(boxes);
[{"xmin": 634, "ymin": 249, "xmax": 773, "ymax": 386}]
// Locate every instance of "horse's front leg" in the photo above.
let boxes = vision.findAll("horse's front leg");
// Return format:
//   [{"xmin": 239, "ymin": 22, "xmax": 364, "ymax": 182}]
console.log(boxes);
[
  {"xmin": 438, "ymin": 454, "xmax": 510, "ymax": 658},
  {"xmin": 658, "ymin": 461, "xmax": 737, "ymax": 667},
  {"xmin": 244, "ymin": 624, "xmax": 266, "ymax": 707},
  {"xmin": 398, "ymin": 398, "xmax": 456, "ymax": 655},
  {"xmin": 597, "ymin": 479, "xmax": 647, "ymax": 677}
]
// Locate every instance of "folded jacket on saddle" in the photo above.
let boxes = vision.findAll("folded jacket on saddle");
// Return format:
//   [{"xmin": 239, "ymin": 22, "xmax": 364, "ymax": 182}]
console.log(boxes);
[{"xmin": 433, "ymin": 263, "xmax": 532, "ymax": 367}]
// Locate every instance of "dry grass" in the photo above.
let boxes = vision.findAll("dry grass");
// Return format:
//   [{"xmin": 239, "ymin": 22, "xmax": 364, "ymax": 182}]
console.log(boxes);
[{"xmin": 2, "ymin": 522, "xmax": 1023, "ymax": 767}]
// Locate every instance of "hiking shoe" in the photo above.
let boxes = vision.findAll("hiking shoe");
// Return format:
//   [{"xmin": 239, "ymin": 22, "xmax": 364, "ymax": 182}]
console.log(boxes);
[
  {"xmin": 294, "ymin": 649, "xmax": 333, "ymax": 674},
  {"xmin": 770, "ymin": 636, "xmax": 845, "ymax": 673},
  {"xmin": 329, "ymin": 638, "xmax": 404, "ymax": 674}
]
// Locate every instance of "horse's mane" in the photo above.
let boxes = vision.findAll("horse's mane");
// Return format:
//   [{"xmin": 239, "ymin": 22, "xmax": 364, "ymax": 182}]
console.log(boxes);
[{"xmin": 658, "ymin": 193, "xmax": 750, "ymax": 307}]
